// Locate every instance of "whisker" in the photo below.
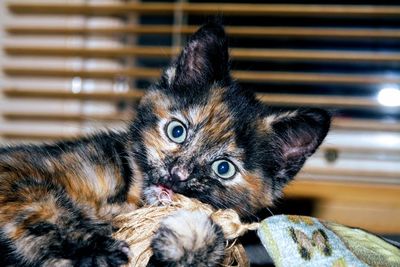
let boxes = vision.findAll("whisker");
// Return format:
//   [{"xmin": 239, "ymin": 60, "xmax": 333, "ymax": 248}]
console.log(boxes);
[{"xmin": 266, "ymin": 207, "xmax": 275, "ymax": 216}]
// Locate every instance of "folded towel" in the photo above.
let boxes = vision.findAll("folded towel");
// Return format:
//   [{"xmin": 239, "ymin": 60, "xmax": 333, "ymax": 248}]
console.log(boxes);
[{"xmin": 257, "ymin": 215, "xmax": 400, "ymax": 267}]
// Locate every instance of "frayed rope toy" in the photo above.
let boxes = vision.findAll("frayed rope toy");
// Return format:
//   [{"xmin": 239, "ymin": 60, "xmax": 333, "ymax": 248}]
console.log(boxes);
[{"xmin": 112, "ymin": 194, "xmax": 259, "ymax": 267}]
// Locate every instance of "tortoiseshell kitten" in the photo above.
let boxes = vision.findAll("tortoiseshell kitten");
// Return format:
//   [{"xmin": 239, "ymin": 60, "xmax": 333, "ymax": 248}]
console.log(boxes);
[{"xmin": 0, "ymin": 22, "xmax": 330, "ymax": 267}]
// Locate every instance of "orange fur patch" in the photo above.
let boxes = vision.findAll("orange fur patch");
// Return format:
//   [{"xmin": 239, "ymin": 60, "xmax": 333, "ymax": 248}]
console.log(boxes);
[{"xmin": 241, "ymin": 171, "xmax": 273, "ymax": 207}]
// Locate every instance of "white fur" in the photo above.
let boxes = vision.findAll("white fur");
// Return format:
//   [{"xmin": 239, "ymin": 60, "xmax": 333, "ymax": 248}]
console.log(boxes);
[
  {"xmin": 43, "ymin": 259, "xmax": 72, "ymax": 267},
  {"xmin": 262, "ymin": 111, "xmax": 298, "ymax": 130},
  {"xmin": 165, "ymin": 67, "xmax": 176, "ymax": 85},
  {"xmin": 157, "ymin": 210, "xmax": 217, "ymax": 261}
]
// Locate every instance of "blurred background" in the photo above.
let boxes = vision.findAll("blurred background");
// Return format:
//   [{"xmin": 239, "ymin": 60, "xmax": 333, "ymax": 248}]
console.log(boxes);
[{"xmin": 0, "ymin": 0, "xmax": 399, "ymax": 264}]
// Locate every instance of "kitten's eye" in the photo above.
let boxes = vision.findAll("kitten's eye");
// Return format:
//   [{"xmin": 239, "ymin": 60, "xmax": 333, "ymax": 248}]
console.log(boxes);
[
  {"xmin": 212, "ymin": 160, "xmax": 236, "ymax": 179},
  {"xmin": 166, "ymin": 120, "xmax": 187, "ymax": 144}
]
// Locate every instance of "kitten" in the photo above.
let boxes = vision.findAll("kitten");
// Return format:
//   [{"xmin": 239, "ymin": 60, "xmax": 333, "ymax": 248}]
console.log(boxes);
[{"xmin": 0, "ymin": 22, "xmax": 330, "ymax": 267}]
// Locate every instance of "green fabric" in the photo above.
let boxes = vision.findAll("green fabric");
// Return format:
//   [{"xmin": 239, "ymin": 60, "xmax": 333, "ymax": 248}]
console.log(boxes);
[{"xmin": 257, "ymin": 215, "xmax": 400, "ymax": 267}]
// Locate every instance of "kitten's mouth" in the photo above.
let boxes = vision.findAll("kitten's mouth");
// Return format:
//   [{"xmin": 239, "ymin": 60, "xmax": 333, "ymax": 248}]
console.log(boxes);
[
  {"xmin": 145, "ymin": 184, "xmax": 175, "ymax": 205},
  {"xmin": 156, "ymin": 185, "xmax": 173, "ymax": 204}
]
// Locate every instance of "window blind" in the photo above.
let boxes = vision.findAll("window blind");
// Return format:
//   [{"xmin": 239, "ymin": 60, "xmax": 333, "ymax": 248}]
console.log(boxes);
[{"xmin": 1, "ymin": 0, "xmax": 399, "ymax": 187}]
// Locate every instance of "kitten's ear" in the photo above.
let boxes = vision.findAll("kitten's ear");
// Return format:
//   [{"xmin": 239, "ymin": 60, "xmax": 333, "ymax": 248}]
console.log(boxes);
[
  {"xmin": 260, "ymin": 108, "xmax": 331, "ymax": 185},
  {"xmin": 162, "ymin": 21, "xmax": 230, "ymax": 90}
]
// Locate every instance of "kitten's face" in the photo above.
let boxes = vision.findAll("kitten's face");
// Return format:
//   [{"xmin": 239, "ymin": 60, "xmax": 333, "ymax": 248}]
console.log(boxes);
[
  {"xmin": 131, "ymin": 22, "xmax": 331, "ymax": 219},
  {"xmin": 139, "ymin": 86, "xmax": 268, "ymax": 218}
]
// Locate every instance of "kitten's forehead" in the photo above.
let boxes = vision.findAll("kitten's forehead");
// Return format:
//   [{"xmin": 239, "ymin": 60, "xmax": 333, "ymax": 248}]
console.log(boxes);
[
  {"xmin": 143, "ymin": 86, "xmax": 242, "ymax": 154},
  {"xmin": 184, "ymin": 87, "xmax": 235, "ymax": 141}
]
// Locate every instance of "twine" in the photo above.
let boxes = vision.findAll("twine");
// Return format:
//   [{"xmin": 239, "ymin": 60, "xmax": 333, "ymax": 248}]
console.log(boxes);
[{"xmin": 113, "ymin": 194, "xmax": 259, "ymax": 267}]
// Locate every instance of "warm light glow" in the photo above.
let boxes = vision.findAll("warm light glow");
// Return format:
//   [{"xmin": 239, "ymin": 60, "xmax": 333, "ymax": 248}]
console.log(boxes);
[{"xmin": 377, "ymin": 86, "xmax": 400, "ymax": 107}]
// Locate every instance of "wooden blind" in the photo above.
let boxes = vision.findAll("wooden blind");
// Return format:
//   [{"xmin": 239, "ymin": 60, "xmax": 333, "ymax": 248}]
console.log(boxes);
[{"xmin": 1, "ymin": 0, "xmax": 399, "ymax": 186}]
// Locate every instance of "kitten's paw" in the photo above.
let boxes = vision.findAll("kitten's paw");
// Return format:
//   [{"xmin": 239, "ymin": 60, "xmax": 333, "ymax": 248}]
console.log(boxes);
[
  {"xmin": 149, "ymin": 210, "xmax": 225, "ymax": 267},
  {"xmin": 73, "ymin": 237, "xmax": 130, "ymax": 267},
  {"xmin": 62, "ymin": 220, "xmax": 130, "ymax": 266}
]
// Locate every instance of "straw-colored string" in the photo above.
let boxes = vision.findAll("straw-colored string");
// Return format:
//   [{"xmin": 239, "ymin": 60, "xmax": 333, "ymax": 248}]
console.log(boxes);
[{"xmin": 113, "ymin": 194, "xmax": 259, "ymax": 267}]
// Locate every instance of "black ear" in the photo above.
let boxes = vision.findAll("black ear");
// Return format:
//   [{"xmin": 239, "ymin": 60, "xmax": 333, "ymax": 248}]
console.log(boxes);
[
  {"xmin": 162, "ymin": 21, "xmax": 230, "ymax": 90},
  {"xmin": 262, "ymin": 108, "xmax": 331, "ymax": 185}
]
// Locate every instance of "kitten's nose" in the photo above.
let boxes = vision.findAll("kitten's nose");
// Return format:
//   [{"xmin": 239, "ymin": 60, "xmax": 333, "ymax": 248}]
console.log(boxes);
[{"xmin": 170, "ymin": 165, "xmax": 189, "ymax": 182}]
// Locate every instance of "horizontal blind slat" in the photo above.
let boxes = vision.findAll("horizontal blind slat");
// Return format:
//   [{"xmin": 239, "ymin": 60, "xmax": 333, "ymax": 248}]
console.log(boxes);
[
  {"xmin": 332, "ymin": 118, "xmax": 400, "ymax": 132},
  {"xmin": 301, "ymin": 166, "xmax": 400, "ymax": 180},
  {"xmin": 2, "ymin": 113, "xmax": 132, "ymax": 122},
  {"xmin": 5, "ymin": 67, "xmax": 400, "ymax": 85},
  {"xmin": 6, "ymin": 46, "xmax": 400, "ymax": 63},
  {"xmin": 3, "ymin": 88, "xmax": 144, "ymax": 101},
  {"xmin": 7, "ymin": 25, "xmax": 400, "ymax": 39},
  {"xmin": 2, "ymin": 88, "xmax": 143, "ymax": 100},
  {"xmin": 8, "ymin": 2, "xmax": 400, "ymax": 17},
  {"xmin": 257, "ymin": 94, "xmax": 382, "ymax": 109}
]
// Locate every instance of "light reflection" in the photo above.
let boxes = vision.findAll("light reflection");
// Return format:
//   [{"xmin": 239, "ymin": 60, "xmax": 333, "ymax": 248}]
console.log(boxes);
[
  {"xmin": 71, "ymin": 77, "xmax": 82, "ymax": 94},
  {"xmin": 377, "ymin": 86, "xmax": 400, "ymax": 107}
]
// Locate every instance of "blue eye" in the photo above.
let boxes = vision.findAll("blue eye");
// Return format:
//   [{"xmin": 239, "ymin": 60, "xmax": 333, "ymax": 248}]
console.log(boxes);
[
  {"xmin": 212, "ymin": 160, "xmax": 236, "ymax": 179},
  {"xmin": 166, "ymin": 120, "xmax": 187, "ymax": 143},
  {"xmin": 172, "ymin": 125, "xmax": 184, "ymax": 138},
  {"xmin": 217, "ymin": 161, "xmax": 229, "ymax": 175}
]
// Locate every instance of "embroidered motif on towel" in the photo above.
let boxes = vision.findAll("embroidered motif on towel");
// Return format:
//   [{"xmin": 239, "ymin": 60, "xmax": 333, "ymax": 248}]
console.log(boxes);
[{"xmin": 289, "ymin": 227, "xmax": 332, "ymax": 260}]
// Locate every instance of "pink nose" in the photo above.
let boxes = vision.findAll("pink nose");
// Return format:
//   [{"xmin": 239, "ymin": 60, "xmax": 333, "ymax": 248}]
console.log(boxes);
[{"xmin": 170, "ymin": 166, "xmax": 189, "ymax": 181}]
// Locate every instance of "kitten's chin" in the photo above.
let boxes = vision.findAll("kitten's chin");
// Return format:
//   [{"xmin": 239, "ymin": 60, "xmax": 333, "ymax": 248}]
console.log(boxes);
[{"xmin": 144, "ymin": 185, "xmax": 175, "ymax": 205}]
